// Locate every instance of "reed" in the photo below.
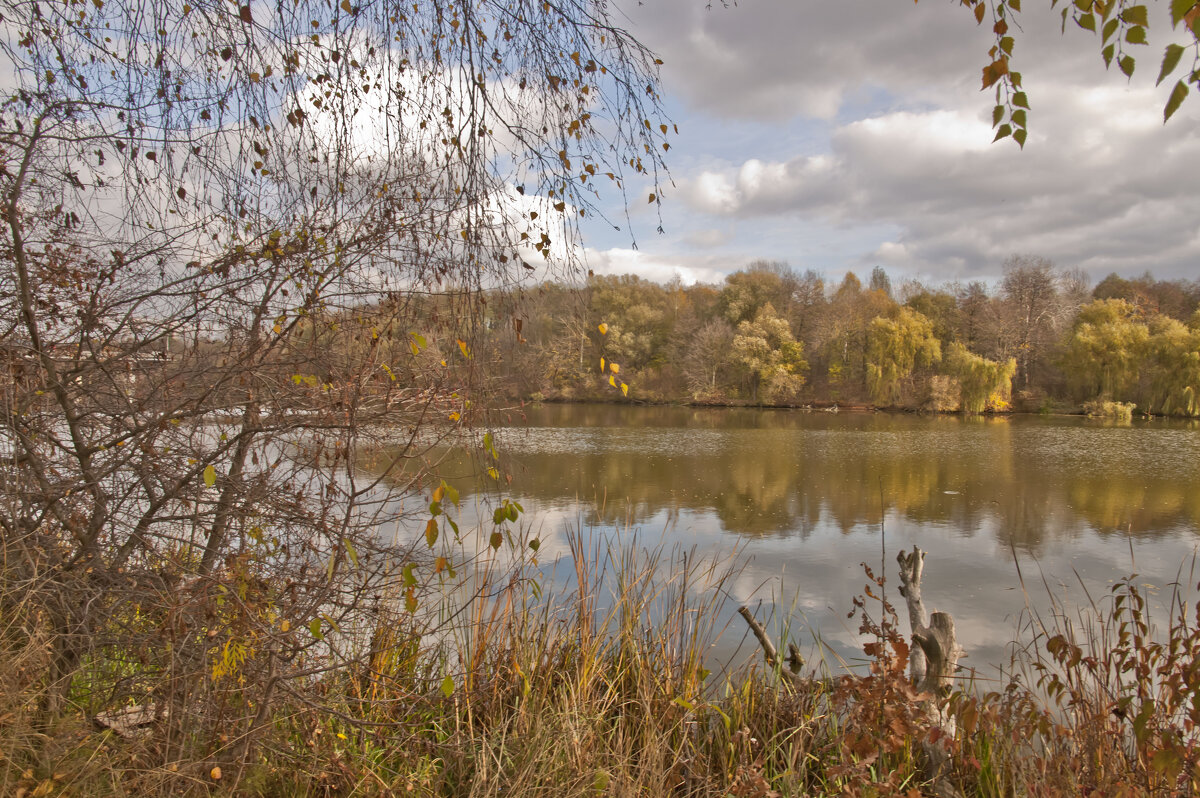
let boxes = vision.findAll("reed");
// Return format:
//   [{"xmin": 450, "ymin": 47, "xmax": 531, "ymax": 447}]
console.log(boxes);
[{"xmin": 3, "ymin": 528, "xmax": 1198, "ymax": 796}]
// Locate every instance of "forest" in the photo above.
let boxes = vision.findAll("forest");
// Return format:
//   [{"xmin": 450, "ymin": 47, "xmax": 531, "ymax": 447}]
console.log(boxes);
[{"xmin": 463, "ymin": 257, "xmax": 1200, "ymax": 416}]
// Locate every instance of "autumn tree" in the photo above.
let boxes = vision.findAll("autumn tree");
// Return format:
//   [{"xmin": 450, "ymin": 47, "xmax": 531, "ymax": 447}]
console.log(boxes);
[
  {"xmin": 865, "ymin": 307, "xmax": 942, "ymax": 406},
  {"xmin": 731, "ymin": 303, "xmax": 808, "ymax": 403},
  {"xmin": 999, "ymin": 255, "xmax": 1075, "ymax": 390},
  {"xmin": 0, "ymin": 0, "xmax": 670, "ymax": 773},
  {"xmin": 819, "ymin": 272, "xmax": 897, "ymax": 399},
  {"xmin": 945, "ymin": 343, "xmax": 1018, "ymax": 413},
  {"xmin": 1060, "ymin": 299, "xmax": 1150, "ymax": 401},
  {"xmin": 1144, "ymin": 311, "xmax": 1200, "ymax": 416},
  {"xmin": 719, "ymin": 262, "xmax": 797, "ymax": 326}
]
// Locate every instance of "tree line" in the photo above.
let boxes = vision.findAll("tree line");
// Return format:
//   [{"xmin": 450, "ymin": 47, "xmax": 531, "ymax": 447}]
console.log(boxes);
[{"xmin": 470, "ymin": 257, "xmax": 1200, "ymax": 415}]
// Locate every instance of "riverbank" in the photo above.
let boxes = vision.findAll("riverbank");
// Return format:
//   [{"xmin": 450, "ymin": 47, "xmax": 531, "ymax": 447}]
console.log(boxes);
[{"xmin": 4, "ymin": 533, "xmax": 1196, "ymax": 797}]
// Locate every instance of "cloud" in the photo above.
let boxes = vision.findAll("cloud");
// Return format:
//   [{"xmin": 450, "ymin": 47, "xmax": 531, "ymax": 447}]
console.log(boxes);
[
  {"xmin": 671, "ymin": 75, "xmax": 1200, "ymax": 280},
  {"xmin": 583, "ymin": 247, "xmax": 732, "ymax": 285}
]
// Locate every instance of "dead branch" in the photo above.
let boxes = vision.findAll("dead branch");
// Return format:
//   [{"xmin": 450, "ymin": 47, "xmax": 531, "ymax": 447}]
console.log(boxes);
[{"xmin": 737, "ymin": 605, "xmax": 806, "ymax": 689}]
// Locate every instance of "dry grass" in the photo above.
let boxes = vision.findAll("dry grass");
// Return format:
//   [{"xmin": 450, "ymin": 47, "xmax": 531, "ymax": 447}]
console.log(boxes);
[{"xmin": 4, "ymin": 531, "xmax": 1200, "ymax": 796}]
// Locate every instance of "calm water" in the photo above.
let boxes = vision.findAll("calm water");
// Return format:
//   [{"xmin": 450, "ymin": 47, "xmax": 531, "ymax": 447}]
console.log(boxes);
[{"xmin": 401, "ymin": 405, "xmax": 1200, "ymax": 678}]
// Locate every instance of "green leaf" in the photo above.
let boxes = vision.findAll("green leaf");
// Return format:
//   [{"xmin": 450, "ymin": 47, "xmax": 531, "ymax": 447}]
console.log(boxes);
[
  {"xmin": 345, "ymin": 539, "xmax": 358, "ymax": 568},
  {"xmin": 1011, "ymin": 109, "xmax": 1027, "ymax": 127},
  {"xmin": 492, "ymin": 507, "xmax": 505, "ymax": 525},
  {"xmin": 992, "ymin": 104, "xmax": 1005, "ymax": 126},
  {"xmin": 1165, "ymin": 79, "xmax": 1189, "ymax": 122},
  {"xmin": 489, "ymin": 531, "xmax": 503, "ymax": 550},
  {"xmin": 1012, "ymin": 91, "xmax": 1030, "ymax": 109},
  {"xmin": 1013, "ymin": 127, "xmax": 1028, "ymax": 148},
  {"xmin": 425, "ymin": 518, "xmax": 439, "ymax": 547},
  {"xmin": 1075, "ymin": 12, "xmax": 1096, "ymax": 31},
  {"xmin": 440, "ymin": 674, "xmax": 455, "ymax": 697},
  {"xmin": 1102, "ymin": 43, "xmax": 1116, "ymax": 67},
  {"xmin": 1170, "ymin": 0, "xmax": 1197, "ymax": 27},
  {"xmin": 993, "ymin": 124, "xmax": 1013, "ymax": 142},
  {"xmin": 999, "ymin": 36, "xmax": 1014, "ymax": 55},
  {"xmin": 441, "ymin": 480, "xmax": 460, "ymax": 507},
  {"xmin": 1119, "ymin": 5, "xmax": 1148, "ymax": 26},
  {"xmin": 529, "ymin": 538, "xmax": 540, "ymax": 552},
  {"xmin": 1158, "ymin": 44, "xmax": 1186, "ymax": 85},
  {"xmin": 1125, "ymin": 26, "xmax": 1147, "ymax": 45},
  {"xmin": 403, "ymin": 562, "xmax": 417, "ymax": 587},
  {"xmin": 1102, "ymin": 17, "xmax": 1119, "ymax": 42},
  {"xmin": 310, "ymin": 618, "xmax": 323, "ymax": 640},
  {"xmin": 1118, "ymin": 54, "xmax": 1136, "ymax": 78},
  {"xmin": 203, "ymin": 464, "xmax": 217, "ymax": 487}
]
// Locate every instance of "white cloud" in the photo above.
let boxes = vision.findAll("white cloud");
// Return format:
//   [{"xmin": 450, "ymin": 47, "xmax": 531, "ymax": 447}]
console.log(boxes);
[{"xmin": 585, "ymin": 0, "xmax": 1200, "ymax": 283}]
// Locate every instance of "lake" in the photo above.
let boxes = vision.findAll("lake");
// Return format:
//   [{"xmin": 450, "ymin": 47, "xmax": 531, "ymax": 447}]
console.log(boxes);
[{"xmin": 399, "ymin": 404, "xmax": 1200, "ymax": 681}]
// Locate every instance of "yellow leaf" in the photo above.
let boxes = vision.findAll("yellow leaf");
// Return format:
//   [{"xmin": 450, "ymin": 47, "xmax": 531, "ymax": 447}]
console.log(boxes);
[
  {"xmin": 203, "ymin": 465, "xmax": 217, "ymax": 487},
  {"xmin": 433, "ymin": 484, "xmax": 446, "ymax": 503},
  {"xmin": 609, "ymin": 375, "xmax": 616, "ymax": 387},
  {"xmin": 457, "ymin": 339, "xmax": 471, "ymax": 358},
  {"xmin": 448, "ymin": 411, "xmax": 460, "ymax": 421},
  {"xmin": 487, "ymin": 466, "xmax": 499, "ymax": 479},
  {"xmin": 621, "ymin": 383, "xmax": 629, "ymax": 397},
  {"xmin": 272, "ymin": 323, "xmax": 282, "ymax": 334},
  {"xmin": 600, "ymin": 357, "xmax": 605, "ymax": 371},
  {"xmin": 425, "ymin": 518, "xmax": 439, "ymax": 547},
  {"xmin": 435, "ymin": 556, "xmax": 448, "ymax": 573},
  {"xmin": 280, "ymin": 619, "xmax": 290, "ymax": 632},
  {"xmin": 597, "ymin": 322, "xmax": 608, "ymax": 335},
  {"xmin": 609, "ymin": 362, "xmax": 619, "ymax": 374},
  {"xmin": 210, "ymin": 766, "xmax": 223, "ymax": 780}
]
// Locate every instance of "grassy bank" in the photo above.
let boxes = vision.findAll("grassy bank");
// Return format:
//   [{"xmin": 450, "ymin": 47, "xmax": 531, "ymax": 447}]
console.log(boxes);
[{"xmin": 4, "ymin": 533, "xmax": 1199, "ymax": 796}]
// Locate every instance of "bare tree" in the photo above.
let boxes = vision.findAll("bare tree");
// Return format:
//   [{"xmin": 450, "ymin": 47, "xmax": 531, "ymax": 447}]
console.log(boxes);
[{"xmin": 999, "ymin": 255, "xmax": 1072, "ymax": 389}]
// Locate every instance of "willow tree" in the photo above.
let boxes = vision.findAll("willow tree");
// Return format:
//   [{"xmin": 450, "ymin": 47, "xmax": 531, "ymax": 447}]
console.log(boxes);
[
  {"xmin": 1145, "ymin": 312, "xmax": 1200, "ymax": 415},
  {"xmin": 865, "ymin": 307, "xmax": 941, "ymax": 406},
  {"xmin": 0, "ymin": 0, "xmax": 670, "ymax": 771},
  {"xmin": 945, "ymin": 343, "xmax": 1018, "ymax": 413},
  {"xmin": 1060, "ymin": 299, "xmax": 1150, "ymax": 401}
]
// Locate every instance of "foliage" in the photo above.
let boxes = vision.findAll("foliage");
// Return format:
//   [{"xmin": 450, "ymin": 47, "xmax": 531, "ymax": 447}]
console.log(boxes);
[
  {"xmin": 1145, "ymin": 312, "xmax": 1200, "ymax": 416},
  {"xmin": 1061, "ymin": 299, "xmax": 1150, "ymax": 400},
  {"xmin": 0, "ymin": 0, "xmax": 671, "ymax": 775},
  {"xmin": 926, "ymin": 0, "xmax": 1200, "ymax": 145},
  {"xmin": 865, "ymin": 307, "xmax": 942, "ymax": 406},
  {"xmin": 1083, "ymin": 398, "xmax": 1137, "ymax": 420},
  {"xmin": 945, "ymin": 343, "xmax": 1018, "ymax": 413},
  {"xmin": 731, "ymin": 303, "xmax": 808, "ymax": 403}
]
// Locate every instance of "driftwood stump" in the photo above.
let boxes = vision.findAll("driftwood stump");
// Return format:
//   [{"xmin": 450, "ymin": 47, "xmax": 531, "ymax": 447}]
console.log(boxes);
[{"xmin": 897, "ymin": 547, "xmax": 963, "ymax": 697}]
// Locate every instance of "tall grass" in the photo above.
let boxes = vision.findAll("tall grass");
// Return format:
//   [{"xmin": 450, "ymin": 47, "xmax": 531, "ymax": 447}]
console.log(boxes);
[{"xmin": 4, "ymin": 528, "xmax": 1200, "ymax": 796}]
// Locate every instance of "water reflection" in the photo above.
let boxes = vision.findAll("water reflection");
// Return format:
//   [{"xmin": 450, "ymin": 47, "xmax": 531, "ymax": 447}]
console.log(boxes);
[
  {"xmin": 374, "ymin": 405, "xmax": 1200, "ymax": 674},
  {"xmin": 465, "ymin": 406, "xmax": 1200, "ymax": 550}
]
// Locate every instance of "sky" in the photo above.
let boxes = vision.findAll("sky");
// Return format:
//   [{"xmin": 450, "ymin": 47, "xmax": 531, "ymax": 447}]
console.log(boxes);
[{"xmin": 575, "ymin": 0, "xmax": 1200, "ymax": 289}]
